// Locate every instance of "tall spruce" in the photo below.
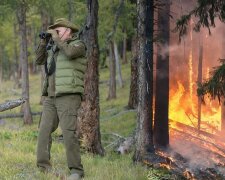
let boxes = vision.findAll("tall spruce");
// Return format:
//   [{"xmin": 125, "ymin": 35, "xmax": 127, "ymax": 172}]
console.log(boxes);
[
  {"xmin": 133, "ymin": 0, "xmax": 154, "ymax": 162},
  {"xmin": 78, "ymin": 0, "xmax": 104, "ymax": 155},
  {"xmin": 221, "ymin": 27, "xmax": 225, "ymax": 133},
  {"xmin": 127, "ymin": 0, "xmax": 137, "ymax": 109},
  {"xmin": 16, "ymin": 0, "xmax": 33, "ymax": 124},
  {"xmin": 153, "ymin": 1, "xmax": 170, "ymax": 148},
  {"xmin": 197, "ymin": 35, "xmax": 203, "ymax": 131},
  {"xmin": 127, "ymin": 36, "xmax": 138, "ymax": 109},
  {"xmin": 184, "ymin": 1, "xmax": 225, "ymax": 127},
  {"xmin": 107, "ymin": 41, "xmax": 117, "ymax": 100}
]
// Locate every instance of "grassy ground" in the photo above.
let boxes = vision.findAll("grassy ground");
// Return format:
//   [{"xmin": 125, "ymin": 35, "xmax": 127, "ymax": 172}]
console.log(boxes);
[{"xmin": 0, "ymin": 62, "xmax": 170, "ymax": 180}]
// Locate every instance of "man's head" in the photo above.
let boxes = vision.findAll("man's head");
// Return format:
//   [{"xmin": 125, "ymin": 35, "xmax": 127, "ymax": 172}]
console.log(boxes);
[
  {"xmin": 54, "ymin": 27, "xmax": 72, "ymax": 41},
  {"xmin": 48, "ymin": 18, "xmax": 79, "ymax": 41}
]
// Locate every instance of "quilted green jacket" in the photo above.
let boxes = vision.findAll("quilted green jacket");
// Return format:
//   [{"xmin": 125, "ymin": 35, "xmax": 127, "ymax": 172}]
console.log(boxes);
[{"xmin": 35, "ymin": 35, "xmax": 87, "ymax": 96}]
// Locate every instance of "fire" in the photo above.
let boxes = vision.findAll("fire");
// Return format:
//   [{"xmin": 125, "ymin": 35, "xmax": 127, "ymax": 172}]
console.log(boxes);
[
  {"xmin": 169, "ymin": 81, "xmax": 221, "ymax": 133},
  {"xmin": 189, "ymin": 19, "xmax": 194, "ymax": 113},
  {"xmin": 188, "ymin": 48, "xmax": 194, "ymax": 107},
  {"xmin": 205, "ymin": 67, "xmax": 210, "ymax": 80}
]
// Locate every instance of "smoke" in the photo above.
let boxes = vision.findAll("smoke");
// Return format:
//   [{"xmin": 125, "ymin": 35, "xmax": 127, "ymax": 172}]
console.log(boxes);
[
  {"xmin": 168, "ymin": 0, "xmax": 225, "ymax": 131},
  {"xmin": 169, "ymin": 130, "xmax": 225, "ymax": 177},
  {"xmin": 171, "ymin": 139, "xmax": 216, "ymax": 170},
  {"xmin": 166, "ymin": 0, "xmax": 225, "ymax": 177}
]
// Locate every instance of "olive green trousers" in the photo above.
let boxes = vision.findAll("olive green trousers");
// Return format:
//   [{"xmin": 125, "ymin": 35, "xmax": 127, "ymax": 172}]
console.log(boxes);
[{"xmin": 36, "ymin": 94, "xmax": 84, "ymax": 176}]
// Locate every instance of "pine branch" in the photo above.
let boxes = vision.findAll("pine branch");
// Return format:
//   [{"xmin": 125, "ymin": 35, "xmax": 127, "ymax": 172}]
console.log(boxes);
[
  {"xmin": 175, "ymin": 0, "xmax": 225, "ymax": 40},
  {"xmin": 197, "ymin": 59, "xmax": 225, "ymax": 103}
]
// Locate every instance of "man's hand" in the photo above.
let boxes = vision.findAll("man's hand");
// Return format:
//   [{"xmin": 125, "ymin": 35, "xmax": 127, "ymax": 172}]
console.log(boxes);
[
  {"xmin": 47, "ymin": 29, "xmax": 59, "ymax": 41},
  {"xmin": 40, "ymin": 39, "xmax": 47, "ymax": 45}
]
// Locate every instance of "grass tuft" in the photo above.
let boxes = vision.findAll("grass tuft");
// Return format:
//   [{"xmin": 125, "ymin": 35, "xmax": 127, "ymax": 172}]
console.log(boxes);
[{"xmin": 0, "ymin": 62, "xmax": 171, "ymax": 179}]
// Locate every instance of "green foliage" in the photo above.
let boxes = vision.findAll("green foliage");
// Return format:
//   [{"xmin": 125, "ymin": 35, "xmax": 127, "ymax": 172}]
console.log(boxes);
[
  {"xmin": 0, "ymin": 63, "xmax": 153, "ymax": 179},
  {"xmin": 98, "ymin": 0, "xmax": 136, "ymax": 49},
  {"xmin": 0, "ymin": 0, "xmax": 135, "ymax": 79},
  {"xmin": 197, "ymin": 59, "xmax": 225, "ymax": 103},
  {"xmin": 0, "ymin": 131, "xmax": 12, "ymax": 140},
  {"xmin": 20, "ymin": 130, "xmax": 38, "ymax": 140},
  {"xmin": 174, "ymin": 14, "xmax": 191, "ymax": 41},
  {"xmin": 147, "ymin": 168, "xmax": 173, "ymax": 180}
]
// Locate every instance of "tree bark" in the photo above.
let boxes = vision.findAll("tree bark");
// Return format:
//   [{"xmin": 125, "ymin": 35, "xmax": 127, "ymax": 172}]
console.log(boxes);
[
  {"xmin": 114, "ymin": 41, "xmax": 124, "ymax": 88},
  {"xmin": 32, "ymin": 22, "xmax": 38, "ymax": 74},
  {"xmin": 122, "ymin": 28, "xmax": 127, "ymax": 64},
  {"xmin": 153, "ymin": 0, "xmax": 170, "ymax": 148},
  {"xmin": 197, "ymin": 36, "xmax": 203, "ymax": 132},
  {"xmin": 67, "ymin": 0, "xmax": 74, "ymax": 22},
  {"xmin": 221, "ymin": 27, "xmax": 225, "ymax": 133},
  {"xmin": 78, "ymin": 0, "xmax": 104, "ymax": 155},
  {"xmin": 0, "ymin": 47, "xmax": 3, "ymax": 90},
  {"xmin": 127, "ymin": 36, "xmax": 138, "ymax": 109},
  {"xmin": 0, "ymin": 98, "xmax": 26, "ymax": 112},
  {"xmin": 17, "ymin": 1, "xmax": 33, "ymax": 125},
  {"xmin": 13, "ymin": 22, "xmax": 20, "ymax": 88},
  {"xmin": 107, "ymin": 41, "xmax": 117, "ymax": 100},
  {"xmin": 221, "ymin": 100, "xmax": 225, "ymax": 132},
  {"xmin": 133, "ymin": 0, "xmax": 155, "ymax": 162}
]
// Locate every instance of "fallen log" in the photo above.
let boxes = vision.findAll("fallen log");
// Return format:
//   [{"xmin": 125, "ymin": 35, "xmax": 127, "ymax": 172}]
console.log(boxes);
[
  {"xmin": 155, "ymin": 145, "xmax": 225, "ymax": 180},
  {"xmin": 101, "ymin": 109, "xmax": 136, "ymax": 121},
  {"xmin": 170, "ymin": 119, "xmax": 221, "ymax": 140},
  {"xmin": 0, "ymin": 112, "xmax": 42, "ymax": 119},
  {"xmin": 0, "ymin": 98, "xmax": 26, "ymax": 112},
  {"xmin": 171, "ymin": 127, "xmax": 225, "ymax": 156}
]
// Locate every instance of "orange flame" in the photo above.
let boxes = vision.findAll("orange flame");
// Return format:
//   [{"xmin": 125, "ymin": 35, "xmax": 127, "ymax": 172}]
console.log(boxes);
[{"xmin": 169, "ymin": 81, "xmax": 221, "ymax": 133}]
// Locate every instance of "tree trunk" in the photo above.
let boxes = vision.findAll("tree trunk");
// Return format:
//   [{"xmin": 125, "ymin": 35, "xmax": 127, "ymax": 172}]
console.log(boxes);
[
  {"xmin": 127, "ymin": 36, "xmax": 138, "ymax": 109},
  {"xmin": 17, "ymin": 1, "xmax": 33, "ymax": 125},
  {"xmin": 221, "ymin": 28, "xmax": 225, "ymax": 133},
  {"xmin": 67, "ymin": 0, "xmax": 74, "ymax": 21},
  {"xmin": 13, "ymin": 22, "xmax": 20, "ymax": 88},
  {"xmin": 32, "ymin": 22, "xmax": 38, "ymax": 74},
  {"xmin": 0, "ymin": 47, "xmax": 3, "ymax": 90},
  {"xmin": 78, "ymin": 0, "xmax": 104, "ymax": 155},
  {"xmin": 153, "ymin": 0, "xmax": 170, "ymax": 148},
  {"xmin": 133, "ymin": 0, "xmax": 155, "ymax": 162},
  {"xmin": 122, "ymin": 28, "xmax": 127, "ymax": 64},
  {"xmin": 221, "ymin": 100, "xmax": 225, "ymax": 132},
  {"xmin": 107, "ymin": 41, "xmax": 117, "ymax": 100},
  {"xmin": 197, "ymin": 36, "xmax": 203, "ymax": 132},
  {"xmin": 114, "ymin": 41, "xmax": 124, "ymax": 88}
]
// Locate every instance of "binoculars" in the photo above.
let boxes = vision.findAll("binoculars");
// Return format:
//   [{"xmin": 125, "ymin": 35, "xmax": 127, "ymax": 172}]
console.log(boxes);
[
  {"xmin": 39, "ymin": 32, "xmax": 53, "ymax": 50},
  {"xmin": 39, "ymin": 32, "xmax": 51, "ymax": 40}
]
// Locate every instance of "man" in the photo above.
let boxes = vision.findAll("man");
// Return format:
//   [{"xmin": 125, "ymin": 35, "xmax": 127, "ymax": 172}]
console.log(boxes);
[{"xmin": 35, "ymin": 18, "xmax": 87, "ymax": 180}]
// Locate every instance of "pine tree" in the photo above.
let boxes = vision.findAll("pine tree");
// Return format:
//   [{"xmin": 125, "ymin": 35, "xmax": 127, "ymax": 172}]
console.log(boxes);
[
  {"xmin": 133, "ymin": 0, "xmax": 155, "ymax": 162},
  {"xmin": 154, "ymin": 0, "xmax": 170, "ymax": 148}
]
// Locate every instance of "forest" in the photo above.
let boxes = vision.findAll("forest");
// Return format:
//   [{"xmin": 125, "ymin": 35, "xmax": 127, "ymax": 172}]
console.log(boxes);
[{"xmin": 0, "ymin": 0, "xmax": 225, "ymax": 179}]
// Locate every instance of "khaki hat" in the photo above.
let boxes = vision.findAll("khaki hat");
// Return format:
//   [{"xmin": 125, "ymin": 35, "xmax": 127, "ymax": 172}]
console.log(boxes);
[{"xmin": 48, "ymin": 18, "xmax": 79, "ymax": 32}]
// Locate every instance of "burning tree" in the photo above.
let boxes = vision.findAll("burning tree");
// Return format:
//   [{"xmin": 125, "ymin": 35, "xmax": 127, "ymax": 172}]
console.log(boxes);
[
  {"xmin": 132, "ymin": 0, "xmax": 225, "ymax": 178},
  {"xmin": 174, "ymin": 0, "xmax": 225, "ymax": 126},
  {"xmin": 174, "ymin": 0, "xmax": 225, "ymax": 132},
  {"xmin": 197, "ymin": 60, "xmax": 225, "ymax": 102},
  {"xmin": 197, "ymin": 59, "xmax": 225, "ymax": 132},
  {"xmin": 154, "ymin": 0, "xmax": 170, "ymax": 148}
]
